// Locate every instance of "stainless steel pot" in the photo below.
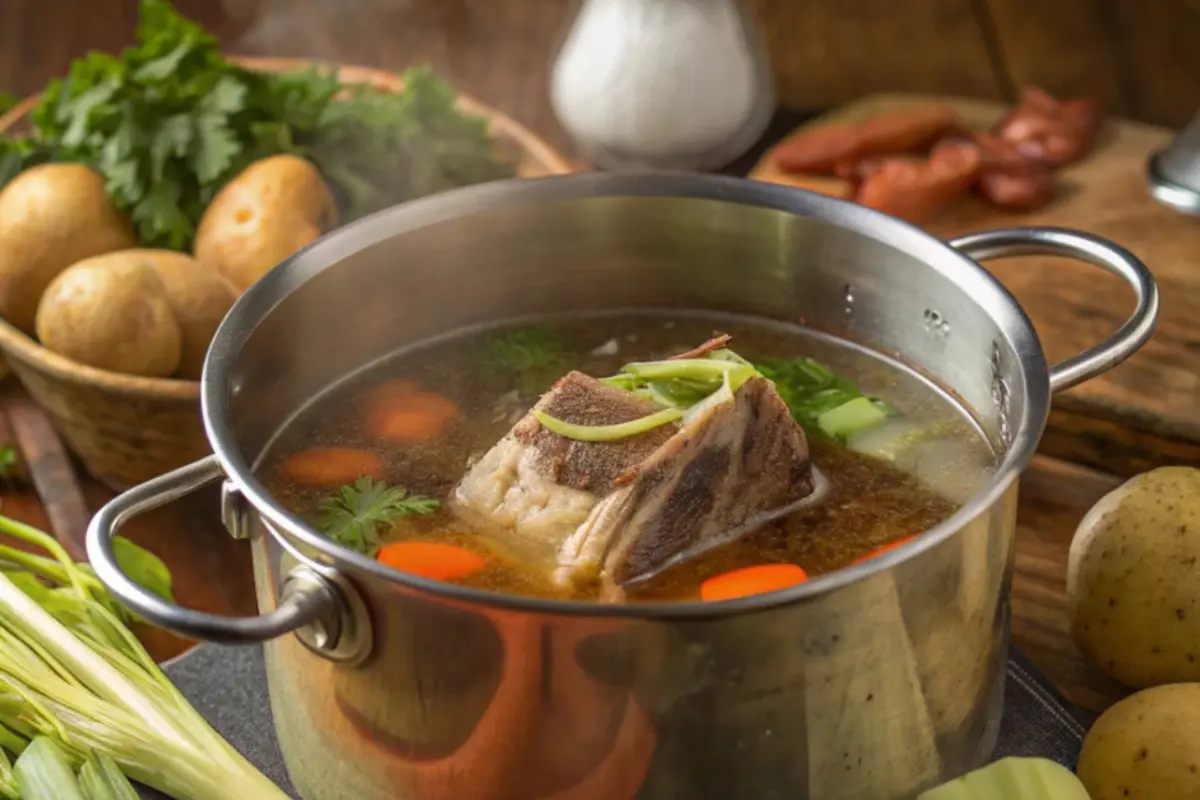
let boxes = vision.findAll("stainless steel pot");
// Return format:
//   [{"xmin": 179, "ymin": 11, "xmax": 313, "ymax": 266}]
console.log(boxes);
[{"xmin": 87, "ymin": 174, "xmax": 1158, "ymax": 800}]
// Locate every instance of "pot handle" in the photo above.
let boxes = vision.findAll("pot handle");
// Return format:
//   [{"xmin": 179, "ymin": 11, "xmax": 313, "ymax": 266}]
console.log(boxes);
[
  {"xmin": 87, "ymin": 456, "xmax": 339, "ymax": 646},
  {"xmin": 947, "ymin": 226, "xmax": 1159, "ymax": 394}
]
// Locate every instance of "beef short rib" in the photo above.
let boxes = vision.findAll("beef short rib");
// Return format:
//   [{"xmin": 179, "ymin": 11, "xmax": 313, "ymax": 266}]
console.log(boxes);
[{"xmin": 450, "ymin": 370, "xmax": 818, "ymax": 594}]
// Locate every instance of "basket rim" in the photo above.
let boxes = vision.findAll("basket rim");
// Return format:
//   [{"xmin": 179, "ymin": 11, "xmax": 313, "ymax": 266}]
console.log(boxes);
[
  {"xmin": 0, "ymin": 55, "xmax": 573, "ymax": 400},
  {"xmin": 0, "ymin": 316, "xmax": 201, "ymax": 400}
]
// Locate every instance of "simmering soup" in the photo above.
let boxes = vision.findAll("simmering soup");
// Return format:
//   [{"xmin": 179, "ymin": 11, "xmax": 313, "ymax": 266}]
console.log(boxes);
[{"xmin": 261, "ymin": 312, "xmax": 996, "ymax": 602}]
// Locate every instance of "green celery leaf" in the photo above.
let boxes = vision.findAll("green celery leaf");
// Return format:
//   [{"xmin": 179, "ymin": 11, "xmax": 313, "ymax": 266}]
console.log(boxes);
[{"xmin": 111, "ymin": 537, "xmax": 173, "ymax": 604}]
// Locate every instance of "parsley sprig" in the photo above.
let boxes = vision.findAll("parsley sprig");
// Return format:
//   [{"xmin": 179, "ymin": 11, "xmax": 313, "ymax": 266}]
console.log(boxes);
[
  {"xmin": 479, "ymin": 326, "xmax": 570, "ymax": 397},
  {"xmin": 0, "ymin": 0, "xmax": 514, "ymax": 250},
  {"xmin": 317, "ymin": 477, "xmax": 440, "ymax": 556}
]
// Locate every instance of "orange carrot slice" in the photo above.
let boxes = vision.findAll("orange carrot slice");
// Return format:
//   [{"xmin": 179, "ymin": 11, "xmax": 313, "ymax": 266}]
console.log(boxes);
[
  {"xmin": 280, "ymin": 447, "xmax": 385, "ymax": 487},
  {"xmin": 700, "ymin": 563, "xmax": 809, "ymax": 602},
  {"xmin": 377, "ymin": 542, "xmax": 487, "ymax": 582},
  {"xmin": 852, "ymin": 534, "xmax": 919, "ymax": 565},
  {"xmin": 363, "ymin": 379, "xmax": 461, "ymax": 444}
]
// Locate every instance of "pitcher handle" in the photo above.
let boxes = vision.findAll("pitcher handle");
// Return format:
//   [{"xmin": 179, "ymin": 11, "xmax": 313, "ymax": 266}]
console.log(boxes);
[
  {"xmin": 87, "ymin": 456, "xmax": 339, "ymax": 646},
  {"xmin": 948, "ymin": 226, "xmax": 1159, "ymax": 394}
]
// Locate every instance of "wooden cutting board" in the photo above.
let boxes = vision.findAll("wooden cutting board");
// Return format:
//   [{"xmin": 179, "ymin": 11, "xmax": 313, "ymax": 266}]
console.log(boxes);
[{"xmin": 750, "ymin": 94, "xmax": 1200, "ymax": 478}]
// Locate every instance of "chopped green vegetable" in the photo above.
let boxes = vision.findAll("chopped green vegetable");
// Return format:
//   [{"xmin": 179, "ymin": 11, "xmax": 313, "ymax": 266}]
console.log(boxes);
[
  {"xmin": 817, "ymin": 396, "xmax": 888, "ymax": 439},
  {"xmin": 0, "ymin": 746, "xmax": 15, "ymax": 800},
  {"xmin": 0, "ymin": 0, "xmax": 514, "ymax": 250},
  {"xmin": 317, "ymin": 476, "xmax": 441, "ymax": 556},
  {"xmin": 78, "ymin": 752, "xmax": 139, "ymax": 800},
  {"xmin": 0, "ymin": 515, "xmax": 290, "ymax": 799},
  {"xmin": 917, "ymin": 756, "xmax": 1090, "ymax": 799},
  {"xmin": 479, "ymin": 327, "xmax": 569, "ymax": 397},
  {"xmin": 13, "ymin": 738, "xmax": 85, "ymax": 800},
  {"xmin": 755, "ymin": 356, "xmax": 891, "ymax": 440},
  {"xmin": 532, "ymin": 406, "xmax": 684, "ymax": 442}
]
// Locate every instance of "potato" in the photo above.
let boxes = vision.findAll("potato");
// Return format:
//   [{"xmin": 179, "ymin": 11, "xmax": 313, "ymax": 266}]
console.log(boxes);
[
  {"xmin": 35, "ymin": 254, "xmax": 181, "ymax": 377},
  {"xmin": 1068, "ymin": 467, "xmax": 1200, "ymax": 688},
  {"xmin": 1077, "ymin": 683, "xmax": 1200, "ymax": 799},
  {"xmin": 0, "ymin": 164, "xmax": 136, "ymax": 333},
  {"xmin": 194, "ymin": 155, "xmax": 337, "ymax": 292},
  {"xmin": 91, "ymin": 249, "xmax": 238, "ymax": 380}
]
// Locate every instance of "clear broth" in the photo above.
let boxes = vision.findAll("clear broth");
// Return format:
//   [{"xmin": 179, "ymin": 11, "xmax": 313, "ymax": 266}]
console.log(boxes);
[{"xmin": 261, "ymin": 312, "xmax": 996, "ymax": 602}]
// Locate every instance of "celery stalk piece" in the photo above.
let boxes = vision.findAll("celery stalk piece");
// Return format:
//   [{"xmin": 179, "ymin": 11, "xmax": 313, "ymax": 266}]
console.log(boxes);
[
  {"xmin": 817, "ymin": 396, "xmax": 888, "ymax": 439},
  {"xmin": 918, "ymin": 757, "xmax": 1092, "ymax": 799},
  {"xmin": 13, "ymin": 737, "xmax": 86, "ymax": 800},
  {"xmin": 79, "ymin": 753, "xmax": 140, "ymax": 800},
  {"xmin": 0, "ymin": 513, "xmax": 292, "ymax": 800},
  {"xmin": 0, "ymin": 746, "xmax": 17, "ymax": 800}
]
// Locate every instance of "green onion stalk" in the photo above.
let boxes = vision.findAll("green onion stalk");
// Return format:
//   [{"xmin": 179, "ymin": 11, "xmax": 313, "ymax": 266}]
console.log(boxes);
[{"xmin": 0, "ymin": 515, "xmax": 289, "ymax": 800}]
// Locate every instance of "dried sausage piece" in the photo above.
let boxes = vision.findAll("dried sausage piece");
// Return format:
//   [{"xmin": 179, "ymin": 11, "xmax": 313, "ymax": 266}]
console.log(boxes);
[
  {"xmin": 995, "ymin": 87, "xmax": 1103, "ymax": 167},
  {"xmin": 977, "ymin": 171, "xmax": 1056, "ymax": 210},
  {"xmin": 773, "ymin": 124, "xmax": 864, "ymax": 174},
  {"xmin": 968, "ymin": 131, "xmax": 1057, "ymax": 210},
  {"xmin": 855, "ymin": 141, "xmax": 982, "ymax": 225},
  {"xmin": 854, "ymin": 105, "xmax": 962, "ymax": 155},
  {"xmin": 773, "ymin": 106, "xmax": 961, "ymax": 174}
]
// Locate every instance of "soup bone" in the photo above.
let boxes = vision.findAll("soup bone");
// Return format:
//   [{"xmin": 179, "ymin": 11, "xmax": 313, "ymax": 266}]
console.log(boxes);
[{"xmin": 85, "ymin": 174, "xmax": 1157, "ymax": 799}]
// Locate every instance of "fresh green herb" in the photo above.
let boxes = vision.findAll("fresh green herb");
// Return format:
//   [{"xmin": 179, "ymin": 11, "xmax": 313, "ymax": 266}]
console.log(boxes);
[
  {"xmin": 755, "ymin": 357, "xmax": 891, "ymax": 440},
  {"xmin": 0, "ymin": 0, "xmax": 514, "ymax": 250},
  {"xmin": 0, "ymin": 94, "xmax": 16, "ymax": 116},
  {"xmin": 317, "ymin": 476, "xmax": 440, "ymax": 556},
  {"xmin": 0, "ymin": 515, "xmax": 289, "ymax": 799},
  {"xmin": 479, "ymin": 327, "xmax": 570, "ymax": 397}
]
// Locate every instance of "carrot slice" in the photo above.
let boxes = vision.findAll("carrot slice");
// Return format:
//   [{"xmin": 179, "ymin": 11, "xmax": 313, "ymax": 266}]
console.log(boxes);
[
  {"xmin": 280, "ymin": 446, "xmax": 385, "ymax": 487},
  {"xmin": 377, "ymin": 542, "xmax": 486, "ymax": 582},
  {"xmin": 363, "ymin": 379, "xmax": 461, "ymax": 444},
  {"xmin": 852, "ymin": 534, "xmax": 920, "ymax": 565},
  {"xmin": 700, "ymin": 563, "xmax": 809, "ymax": 602}
]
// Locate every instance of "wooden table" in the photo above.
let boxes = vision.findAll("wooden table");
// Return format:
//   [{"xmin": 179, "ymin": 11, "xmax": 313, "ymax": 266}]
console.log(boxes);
[{"xmin": 0, "ymin": 1, "xmax": 1153, "ymax": 719}]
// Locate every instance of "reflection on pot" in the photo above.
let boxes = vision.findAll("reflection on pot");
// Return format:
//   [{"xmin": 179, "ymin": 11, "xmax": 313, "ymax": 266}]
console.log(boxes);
[{"xmin": 282, "ymin": 582, "xmax": 657, "ymax": 800}]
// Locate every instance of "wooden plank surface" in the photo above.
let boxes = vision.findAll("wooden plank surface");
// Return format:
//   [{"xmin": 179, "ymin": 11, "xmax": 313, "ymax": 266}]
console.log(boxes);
[{"xmin": 750, "ymin": 94, "xmax": 1200, "ymax": 478}]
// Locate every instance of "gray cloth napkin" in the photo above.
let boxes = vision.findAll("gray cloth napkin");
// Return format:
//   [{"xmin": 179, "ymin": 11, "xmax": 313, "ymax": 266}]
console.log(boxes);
[{"xmin": 137, "ymin": 644, "xmax": 1087, "ymax": 799}]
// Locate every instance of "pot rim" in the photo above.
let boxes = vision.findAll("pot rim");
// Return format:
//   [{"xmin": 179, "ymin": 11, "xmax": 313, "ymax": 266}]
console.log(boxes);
[{"xmin": 202, "ymin": 171, "xmax": 1049, "ymax": 619}]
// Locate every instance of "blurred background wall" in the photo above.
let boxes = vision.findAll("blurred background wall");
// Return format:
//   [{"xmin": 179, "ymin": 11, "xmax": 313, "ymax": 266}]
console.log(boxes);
[{"xmin": 3, "ymin": 0, "xmax": 1197, "ymax": 154}]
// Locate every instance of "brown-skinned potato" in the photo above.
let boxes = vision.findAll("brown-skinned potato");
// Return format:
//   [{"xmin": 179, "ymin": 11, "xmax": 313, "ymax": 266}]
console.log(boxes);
[
  {"xmin": 68, "ymin": 250, "xmax": 238, "ymax": 380},
  {"xmin": 35, "ymin": 254, "xmax": 181, "ymax": 378},
  {"xmin": 193, "ymin": 155, "xmax": 337, "ymax": 292},
  {"xmin": 1068, "ymin": 466, "xmax": 1200, "ymax": 688},
  {"xmin": 0, "ymin": 164, "xmax": 136, "ymax": 334},
  {"xmin": 1078, "ymin": 683, "xmax": 1200, "ymax": 799}
]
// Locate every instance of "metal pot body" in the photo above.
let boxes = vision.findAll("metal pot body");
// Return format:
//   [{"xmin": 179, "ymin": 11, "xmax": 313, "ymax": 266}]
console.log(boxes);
[{"xmin": 87, "ymin": 174, "xmax": 1158, "ymax": 800}]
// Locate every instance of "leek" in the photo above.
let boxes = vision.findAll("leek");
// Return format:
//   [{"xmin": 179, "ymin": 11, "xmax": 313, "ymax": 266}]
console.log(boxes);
[
  {"xmin": 0, "ymin": 515, "xmax": 289, "ymax": 800},
  {"xmin": 13, "ymin": 738, "xmax": 85, "ymax": 800},
  {"xmin": 917, "ymin": 756, "xmax": 1091, "ymax": 799},
  {"xmin": 533, "ymin": 407, "xmax": 684, "ymax": 442},
  {"xmin": 0, "ymin": 747, "xmax": 15, "ymax": 800},
  {"xmin": 79, "ymin": 753, "xmax": 140, "ymax": 800}
]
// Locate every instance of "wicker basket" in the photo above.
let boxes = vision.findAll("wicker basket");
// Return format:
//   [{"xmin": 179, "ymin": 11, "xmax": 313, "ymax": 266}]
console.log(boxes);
[{"xmin": 0, "ymin": 57, "xmax": 573, "ymax": 491}]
